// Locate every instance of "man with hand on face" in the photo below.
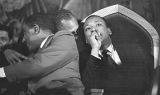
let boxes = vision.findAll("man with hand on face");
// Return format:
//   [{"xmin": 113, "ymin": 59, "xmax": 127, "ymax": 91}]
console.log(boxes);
[
  {"xmin": 81, "ymin": 15, "xmax": 154, "ymax": 95},
  {"xmin": 0, "ymin": 13, "xmax": 84, "ymax": 95}
]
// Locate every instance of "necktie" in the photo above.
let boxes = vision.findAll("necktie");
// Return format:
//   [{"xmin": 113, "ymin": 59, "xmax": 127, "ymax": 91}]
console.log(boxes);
[{"xmin": 102, "ymin": 50, "xmax": 116, "ymax": 66}]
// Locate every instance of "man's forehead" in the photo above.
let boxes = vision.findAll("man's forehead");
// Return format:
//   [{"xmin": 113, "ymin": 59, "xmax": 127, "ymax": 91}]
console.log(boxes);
[
  {"xmin": 84, "ymin": 16, "xmax": 105, "ymax": 26},
  {"xmin": 86, "ymin": 16, "xmax": 104, "ymax": 23}
]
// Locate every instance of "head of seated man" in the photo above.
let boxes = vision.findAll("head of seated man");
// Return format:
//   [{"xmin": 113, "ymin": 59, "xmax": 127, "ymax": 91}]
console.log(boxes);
[
  {"xmin": 22, "ymin": 13, "xmax": 55, "ymax": 52},
  {"xmin": 54, "ymin": 9, "xmax": 79, "ymax": 35},
  {"xmin": 83, "ymin": 15, "xmax": 112, "ymax": 50},
  {"xmin": 0, "ymin": 25, "xmax": 13, "ymax": 48}
]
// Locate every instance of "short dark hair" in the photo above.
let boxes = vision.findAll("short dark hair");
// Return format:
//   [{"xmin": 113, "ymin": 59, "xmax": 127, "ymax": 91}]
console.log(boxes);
[
  {"xmin": 54, "ymin": 9, "xmax": 75, "ymax": 31},
  {"xmin": 24, "ymin": 13, "xmax": 55, "ymax": 33},
  {"xmin": 85, "ymin": 15, "xmax": 111, "ymax": 27},
  {"xmin": 0, "ymin": 24, "xmax": 13, "ymax": 39}
]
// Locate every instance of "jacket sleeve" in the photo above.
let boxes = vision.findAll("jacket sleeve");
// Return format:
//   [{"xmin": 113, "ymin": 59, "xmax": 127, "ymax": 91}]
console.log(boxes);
[
  {"xmin": 82, "ymin": 55, "xmax": 102, "ymax": 89},
  {"xmin": 4, "ymin": 33, "xmax": 78, "ymax": 82}
]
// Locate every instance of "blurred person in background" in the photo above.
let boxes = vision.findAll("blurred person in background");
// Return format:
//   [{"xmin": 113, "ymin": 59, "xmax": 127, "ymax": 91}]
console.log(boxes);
[
  {"xmin": 0, "ymin": 25, "xmax": 13, "ymax": 66},
  {"xmin": 0, "ymin": 5, "xmax": 8, "ymax": 25},
  {"xmin": 4, "ymin": 19, "xmax": 29, "ymax": 64}
]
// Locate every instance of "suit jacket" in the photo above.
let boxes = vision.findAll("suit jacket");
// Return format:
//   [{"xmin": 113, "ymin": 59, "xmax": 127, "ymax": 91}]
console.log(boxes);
[
  {"xmin": 80, "ymin": 41, "xmax": 154, "ymax": 95},
  {"xmin": 4, "ymin": 30, "xmax": 84, "ymax": 93}
]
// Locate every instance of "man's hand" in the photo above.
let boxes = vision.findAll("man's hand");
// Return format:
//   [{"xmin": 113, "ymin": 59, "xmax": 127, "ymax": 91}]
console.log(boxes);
[
  {"xmin": 4, "ymin": 49, "xmax": 28, "ymax": 64},
  {"xmin": 89, "ymin": 32, "xmax": 102, "ymax": 59},
  {"xmin": 89, "ymin": 31, "xmax": 101, "ymax": 50}
]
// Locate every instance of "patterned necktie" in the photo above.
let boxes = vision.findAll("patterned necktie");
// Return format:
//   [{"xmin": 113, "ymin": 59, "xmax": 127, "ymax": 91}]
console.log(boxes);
[{"xmin": 102, "ymin": 50, "xmax": 116, "ymax": 65}]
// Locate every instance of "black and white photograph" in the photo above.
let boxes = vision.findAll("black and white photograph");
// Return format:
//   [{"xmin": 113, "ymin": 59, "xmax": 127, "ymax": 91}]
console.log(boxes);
[{"xmin": 0, "ymin": 0, "xmax": 160, "ymax": 95}]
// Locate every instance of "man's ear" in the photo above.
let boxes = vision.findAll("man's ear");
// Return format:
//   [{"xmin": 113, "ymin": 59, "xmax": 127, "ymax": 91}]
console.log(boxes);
[
  {"xmin": 107, "ymin": 28, "xmax": 112, "ymax": 35},
  {"xmin": 33, "ymin": 24, "xmax": 40, "ymax": 34}
]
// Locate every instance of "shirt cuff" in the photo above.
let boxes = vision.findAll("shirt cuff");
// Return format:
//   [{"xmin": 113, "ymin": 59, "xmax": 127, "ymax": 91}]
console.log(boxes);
[
  {"xmin": 0, "ymin": 67, "xmax": 6, "ymax": 77},
  {"xmin": 89, "ymin": 55, "xmax": 101, "ymax": 65}
]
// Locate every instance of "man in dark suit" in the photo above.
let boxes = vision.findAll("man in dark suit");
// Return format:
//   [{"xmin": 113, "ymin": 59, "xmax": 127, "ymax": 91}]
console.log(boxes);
[
  {"xmin": 80, "ymin": 15, "xmax": 154, "ymax": 95},
  {"xmin": 0, "ymin": 13, "xmax": 84, "ymax": 95}
]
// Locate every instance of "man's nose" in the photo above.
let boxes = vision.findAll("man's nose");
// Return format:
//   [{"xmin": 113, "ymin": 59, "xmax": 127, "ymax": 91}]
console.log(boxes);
[
  {"xmin": 91, "ymin": 28, "xmax": 97, "ymax": 32},
  {"xmin": 91, "ymin": 28, "xmax": 99, "ymax": 35}
]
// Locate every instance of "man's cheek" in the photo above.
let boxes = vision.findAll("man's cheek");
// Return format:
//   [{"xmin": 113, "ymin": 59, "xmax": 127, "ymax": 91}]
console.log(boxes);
[{"xmin": 26, "ymin": 42, "xmax": 32, "ymax": 49}]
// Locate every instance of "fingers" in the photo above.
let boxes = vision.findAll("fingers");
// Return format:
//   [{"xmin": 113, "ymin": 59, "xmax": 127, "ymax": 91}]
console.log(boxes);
[
  {"xmin": 91, "ymin": 32, "xmax": 101, "ymax": 44},
  {"xmin": 6, "ymin": 55, "xmax": 16, "ymax": 64},
  {"xmin": 89, "ymin": 32, "xmax": 101, "ymax": 50},
  {"xmin": 11, "ymin": 52, "xmax": 28, "ymax": 63},
  {"xmin": 90, "ymin": 31, "xmax": 98, "ymax": 40},
  {"xmin": 7, "ymin": 53, "xmax": 21, "ymax": 64},
  {"xmin": 95, "ymin": 32, "xmax": 101, "ymax": 40},
  {"xmin": 14, "ymin": 52, "xmax": 28, "ymax": 60},
  {"xmin": 6, "ymin": 57, "xmax": 13, "ymax": 64},
  {"xmin": 4, "ymin": 49, "xmax": 28, "ymax": 64},
  {"xmin": 12, "ymin": 55, "xmax": 22, "ymax": 63}
]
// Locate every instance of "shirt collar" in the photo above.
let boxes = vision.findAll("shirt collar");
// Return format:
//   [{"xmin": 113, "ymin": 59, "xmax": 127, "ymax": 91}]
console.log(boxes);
[
  {"xmin": 99, "ymin": 44, "xmax": 114, "ymax": 56},
  {"xmin": 40, "ymin": 34, "xmax": 54, "ymax": 48},
  {"xmin": 107, "ymin": 44, "xmax": 114, "ymax": 52}
]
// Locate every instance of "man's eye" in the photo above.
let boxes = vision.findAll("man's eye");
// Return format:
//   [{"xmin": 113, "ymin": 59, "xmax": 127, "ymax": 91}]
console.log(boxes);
[
  {"xmin": 85, "ymin": 27, "xmax": 91, "ymax": 31},
  {"xmin": 97, "ymin": 23, "xmax": 102, "ymax": 26}
]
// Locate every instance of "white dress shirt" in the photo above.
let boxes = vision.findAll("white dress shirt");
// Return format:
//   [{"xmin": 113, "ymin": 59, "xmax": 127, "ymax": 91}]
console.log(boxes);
[
  {"xmin": 40, "ymin": 34, "xmax": 54, "ymax": 48},
  {"xmin": 0, "ymin": 68, "xmax": 6, "ymax": 77},
  {"xmin": 99, "ymin": 44, "xmax": 121, "ymax": 65}
]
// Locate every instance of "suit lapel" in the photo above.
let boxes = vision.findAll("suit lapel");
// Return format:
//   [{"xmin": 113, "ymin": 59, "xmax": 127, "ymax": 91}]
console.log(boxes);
[
  {"xmin": 112, "ymin": 41, "xmax": 126, "ymax": 64},
  {"xmin": 40, "ymin": 31, "xmax": 73, "ymax": 50}
]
